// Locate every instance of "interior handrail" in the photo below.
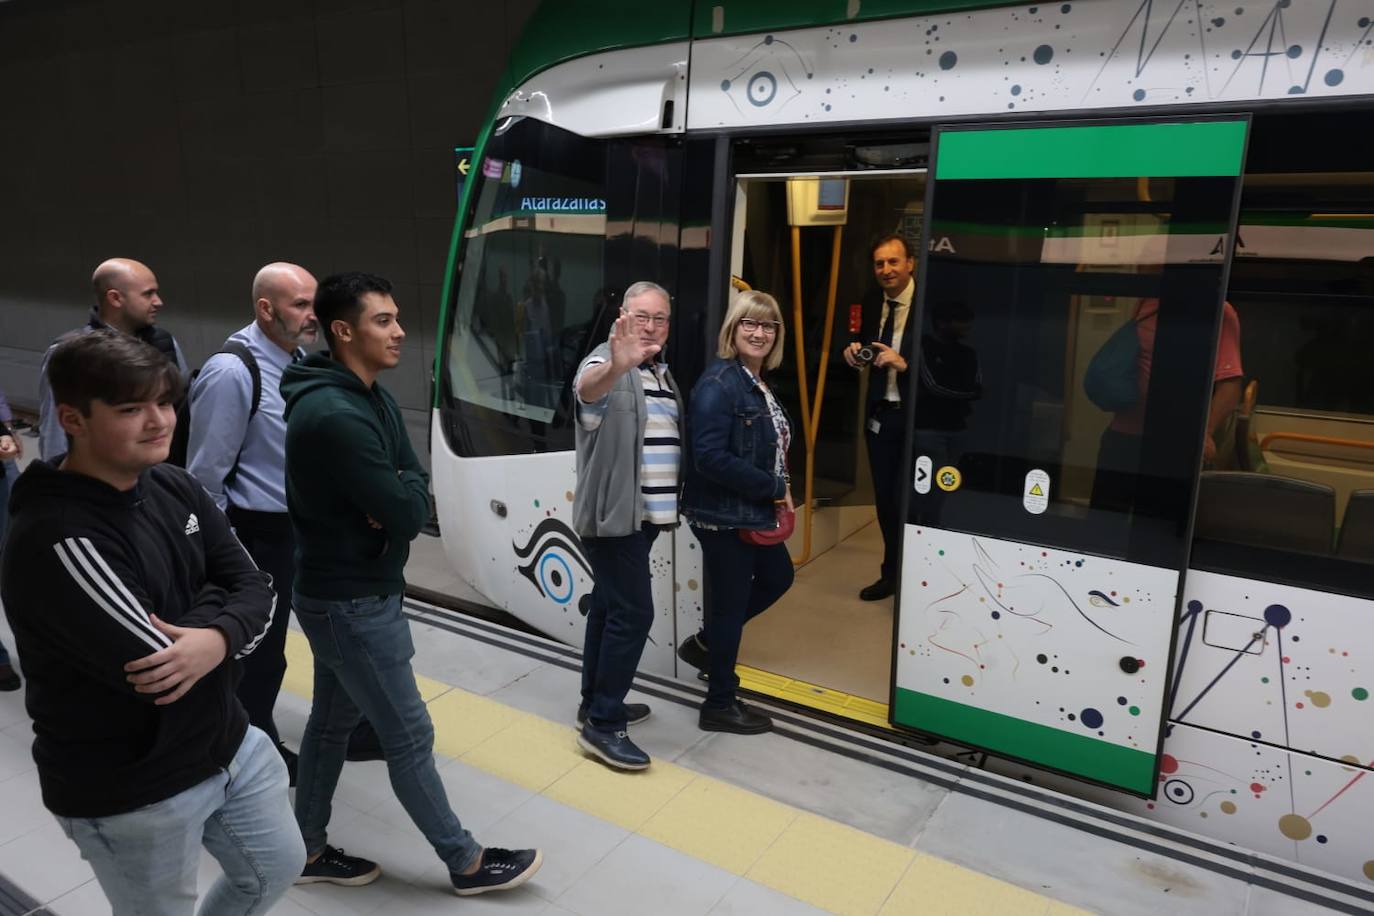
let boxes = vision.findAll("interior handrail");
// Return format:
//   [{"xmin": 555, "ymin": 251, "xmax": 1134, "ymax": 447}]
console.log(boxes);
[
  {"xmin": 1260, "ymin": 432, "xmax": 1374, "ymax": 452},
  {"xmin": 788, "ymin": 223, "xmax": 845, "ymax": 566}
]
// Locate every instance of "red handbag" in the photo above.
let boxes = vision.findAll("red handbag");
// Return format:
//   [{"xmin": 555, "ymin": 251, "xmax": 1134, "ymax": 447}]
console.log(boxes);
[{"xmin": 739, "ymin": 502, "xmax": 795, "ymax": 546}]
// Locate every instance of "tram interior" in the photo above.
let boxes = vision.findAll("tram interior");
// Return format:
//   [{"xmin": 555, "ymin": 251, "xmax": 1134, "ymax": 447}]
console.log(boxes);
[{"xmin": 731, "ymin": 138, "xmax": 1374, "ymax": 711}]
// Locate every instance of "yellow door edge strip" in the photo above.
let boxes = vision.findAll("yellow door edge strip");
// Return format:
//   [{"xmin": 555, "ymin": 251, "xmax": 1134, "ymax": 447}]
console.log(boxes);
[{"xmin": 735, "ymin": 663, "xmax": 892, "ymax": 729}]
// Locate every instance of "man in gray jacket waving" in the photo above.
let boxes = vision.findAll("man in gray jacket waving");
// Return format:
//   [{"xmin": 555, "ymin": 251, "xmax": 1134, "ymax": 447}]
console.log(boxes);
[{"xmin": 572, "ymin": 281, "xmax": 683, "ymax": 771}]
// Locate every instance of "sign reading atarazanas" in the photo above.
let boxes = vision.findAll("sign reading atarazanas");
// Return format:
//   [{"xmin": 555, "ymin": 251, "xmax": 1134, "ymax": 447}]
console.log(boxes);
[{"xmin": 519, "ymin": 196, "xmax": 607, "ymax": 213}]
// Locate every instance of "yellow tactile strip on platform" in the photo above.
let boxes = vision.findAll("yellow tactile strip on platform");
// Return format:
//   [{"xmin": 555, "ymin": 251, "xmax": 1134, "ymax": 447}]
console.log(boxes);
[{"xmin": 282, "ymin": 630, "xmax": 1085, "ymax": 915}]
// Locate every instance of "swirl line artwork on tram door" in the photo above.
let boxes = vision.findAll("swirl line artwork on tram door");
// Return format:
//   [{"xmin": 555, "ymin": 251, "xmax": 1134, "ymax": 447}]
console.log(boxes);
[{"xmin": 894, "ymin": 525, "xmax": 1173, "ymax": 793}]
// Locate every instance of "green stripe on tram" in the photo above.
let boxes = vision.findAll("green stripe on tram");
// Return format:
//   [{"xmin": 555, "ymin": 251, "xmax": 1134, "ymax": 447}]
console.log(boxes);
[
  {"xmin": 892, "ymin": 688, "xmax": 1157, "ymax": 794},
  {"xmin": 936, "ymin": 121, "xmax": 1248, "ymax": 180}
]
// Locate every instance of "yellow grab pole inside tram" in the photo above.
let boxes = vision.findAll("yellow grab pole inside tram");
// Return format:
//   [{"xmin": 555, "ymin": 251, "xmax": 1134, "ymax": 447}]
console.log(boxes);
[{"xmin": 787, "ymin": 223, "xmax": 845, "ymax": 566}]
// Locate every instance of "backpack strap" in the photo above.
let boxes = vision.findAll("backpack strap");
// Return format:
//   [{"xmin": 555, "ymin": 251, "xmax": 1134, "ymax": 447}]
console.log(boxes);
[
  {"xmin": 220, "ymin": 340, "xmax": 262, "ymax": 419},
  {"xmin": 218, "ymin": 341, "xmax": 262, "ymax": 488}
]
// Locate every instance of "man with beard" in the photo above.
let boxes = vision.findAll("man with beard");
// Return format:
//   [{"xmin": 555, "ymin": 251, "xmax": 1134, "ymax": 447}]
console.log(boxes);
[
  {"xmin": 188, "ymin": 262, "xmax": 342, "ymax": 780},
  {"xmin": 37, "ymin": 258, "xmax": 188, "ymax": 460}
]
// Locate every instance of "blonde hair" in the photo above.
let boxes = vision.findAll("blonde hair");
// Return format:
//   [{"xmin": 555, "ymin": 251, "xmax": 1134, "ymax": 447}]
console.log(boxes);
[{"xmin": 717, "ymin": 290, "xmax": 786, "ymax": 371}]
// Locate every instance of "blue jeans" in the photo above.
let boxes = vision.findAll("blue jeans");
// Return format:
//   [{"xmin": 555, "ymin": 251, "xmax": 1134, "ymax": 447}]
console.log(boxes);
[
  {"xmin": 693, "ymin": 527, "xmax": 795, "ymax": 710},
  {"xmin": 581, "ymin": 524, "xmax": 660, "ymax": 730},
  {"xmin": 55, "ymin": 725, "xmax": 303, "ymax": 916},
  {"xmin": 293, "ymin": 591, "xmax": 481, "ymax": 875}
]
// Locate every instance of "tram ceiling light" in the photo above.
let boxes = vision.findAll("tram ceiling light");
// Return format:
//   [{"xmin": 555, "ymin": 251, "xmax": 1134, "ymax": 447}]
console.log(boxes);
[{"xmin": 851, "ymin": 142, "xmax": 928, "ymax": 168}]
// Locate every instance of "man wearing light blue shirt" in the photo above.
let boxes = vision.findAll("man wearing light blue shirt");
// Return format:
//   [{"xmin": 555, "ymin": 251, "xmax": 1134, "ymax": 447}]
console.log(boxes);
[{"xmin": 188, "ymin": 262, "xmax": 319, "ymax": 778}]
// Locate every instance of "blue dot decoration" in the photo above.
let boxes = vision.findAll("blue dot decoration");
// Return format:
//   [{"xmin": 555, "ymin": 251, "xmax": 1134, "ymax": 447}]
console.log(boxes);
[
  {"xmin": 1264, "ymin": 604, "xmax": 1292, "ymax": 628},
  {"xmin": 939, "ymin": 50, "xmax": 958, "ymax": 70},
  {"xmin": 1033, "ymin": 44, "xmax": 1054, "ymax": 65},
  {"xmin": 1080, "ymin": 708, "xmax": 1104, "ymax": 729}
]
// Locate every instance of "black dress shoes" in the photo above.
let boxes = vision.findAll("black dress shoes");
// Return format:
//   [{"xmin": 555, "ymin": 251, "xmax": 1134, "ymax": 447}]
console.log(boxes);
[
  {"xmin": 676, "ymin": 633, "xmax": 709, "ymax": 672},
  {"xmin": 699, "ymin": 701, "xmax": 773, "ymax": 735},
  {"xmin": 858, "ymin": 578, "xmax": 895, "ymax": 601}
]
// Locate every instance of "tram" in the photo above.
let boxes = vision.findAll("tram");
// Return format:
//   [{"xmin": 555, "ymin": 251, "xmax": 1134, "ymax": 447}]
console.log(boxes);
[{"xmin": 429, "ymin": 0, "xmax": 1374, "ymax": 889}]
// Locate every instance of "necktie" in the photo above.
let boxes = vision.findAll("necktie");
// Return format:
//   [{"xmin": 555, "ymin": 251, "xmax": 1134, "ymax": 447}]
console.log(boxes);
[{"xmin": 879, "ymin": 301, "xmax": 897, "ymax": 349}]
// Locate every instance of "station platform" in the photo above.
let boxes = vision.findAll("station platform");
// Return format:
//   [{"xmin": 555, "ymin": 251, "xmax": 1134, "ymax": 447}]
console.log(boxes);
[{"xmin": 0, "ymin": 583, "xmax": 1352, "ymax": 916}]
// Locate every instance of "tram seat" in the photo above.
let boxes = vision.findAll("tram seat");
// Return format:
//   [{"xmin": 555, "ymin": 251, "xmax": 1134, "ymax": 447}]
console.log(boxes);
[
  {"xmin": 1195, "ymin": 471, "xmax": 1335, "ymax": 555},
  {"xmin": 1336, "ymin": 490, "xmax": 1374, "ymax": 562}
]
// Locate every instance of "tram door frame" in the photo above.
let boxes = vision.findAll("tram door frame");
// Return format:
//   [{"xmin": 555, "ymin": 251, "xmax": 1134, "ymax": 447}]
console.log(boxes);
[{"xmin": 888, "ymin": 115, "xmax": 1252, "ymax": 797}]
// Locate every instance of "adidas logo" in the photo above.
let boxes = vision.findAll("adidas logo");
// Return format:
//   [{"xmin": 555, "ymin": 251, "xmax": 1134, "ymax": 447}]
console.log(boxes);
[{"xmin": 184, "ymin": 513, "xmax": 200, "ymax": 536}]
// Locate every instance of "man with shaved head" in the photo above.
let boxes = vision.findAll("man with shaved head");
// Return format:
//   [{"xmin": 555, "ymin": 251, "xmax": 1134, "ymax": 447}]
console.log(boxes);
[
  {"xmin": 187, "ymin": 262, "xmax": 322, "ymax": 781},
  {"xmin": 37, "ymin": 258, "xmax": 188, "ymax": 460}
]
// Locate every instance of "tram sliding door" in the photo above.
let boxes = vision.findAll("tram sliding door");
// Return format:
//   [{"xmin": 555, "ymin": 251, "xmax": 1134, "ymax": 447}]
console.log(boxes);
[{"xmin": 890, "ymin": 117, "xmax": 1249, "ymax": 795}]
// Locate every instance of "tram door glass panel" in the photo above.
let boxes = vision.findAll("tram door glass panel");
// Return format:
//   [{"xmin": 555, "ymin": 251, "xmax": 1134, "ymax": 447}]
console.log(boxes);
[{"xmin": 890, "ymin": 119, "xmax": 1249, "ymax": 795}]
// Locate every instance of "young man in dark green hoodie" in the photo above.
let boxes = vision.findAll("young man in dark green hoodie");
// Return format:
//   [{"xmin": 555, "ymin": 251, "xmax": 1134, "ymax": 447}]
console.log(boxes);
[{"xmin": 281, "ymin": 272, "xmax": 542, "ymax": 896}]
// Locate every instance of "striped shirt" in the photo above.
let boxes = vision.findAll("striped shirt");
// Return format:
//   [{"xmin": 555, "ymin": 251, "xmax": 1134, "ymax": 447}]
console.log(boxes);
[{"xmin": 575, "ymin": 358, "xmax": 681, "ymax": 525}]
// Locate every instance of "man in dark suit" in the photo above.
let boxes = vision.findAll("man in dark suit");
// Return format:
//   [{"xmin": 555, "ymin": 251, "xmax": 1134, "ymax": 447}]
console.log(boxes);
[{"xmin": 844, "ymin": 234, "xmax": 918, "ymax": 601}]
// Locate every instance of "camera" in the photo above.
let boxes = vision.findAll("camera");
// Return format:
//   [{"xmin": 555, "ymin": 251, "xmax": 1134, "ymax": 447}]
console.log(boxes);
[{"xmin": 854, "ymin": 345, "xmax": 876, "ymax": 366}]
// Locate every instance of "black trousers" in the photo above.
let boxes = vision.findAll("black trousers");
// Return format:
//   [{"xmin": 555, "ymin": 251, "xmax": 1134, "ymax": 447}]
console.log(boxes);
[
  {"xmin": 228, "ymin": 507, "xmax": 295, "ymax": 746},
  {"xmin": 694, "ymin": 527, "xmax": 794, "ymax": 710},
  {"xmin": 865, "ymin": 406, "xmax": 908, "ymax": 582}
]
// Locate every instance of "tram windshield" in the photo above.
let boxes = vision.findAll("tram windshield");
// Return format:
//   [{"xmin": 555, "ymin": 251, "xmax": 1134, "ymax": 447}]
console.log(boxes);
[{"xmin": 444, "ymin": 117, "xmax": 609, "ymax": 445}]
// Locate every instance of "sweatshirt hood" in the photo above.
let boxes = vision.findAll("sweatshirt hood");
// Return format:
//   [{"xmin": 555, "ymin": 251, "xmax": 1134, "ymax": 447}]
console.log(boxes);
[
  {"xmin": 280, "ymin": 353, "xmax": 373, "ymax": 420},
  {"xmin": 9, "ymin": 458, "xmax": 144, "ymax": 516}
]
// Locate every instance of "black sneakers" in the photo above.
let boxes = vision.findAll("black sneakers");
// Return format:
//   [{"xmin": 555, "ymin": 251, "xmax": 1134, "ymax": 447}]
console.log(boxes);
[
  {"xmin": 676, "ymin": 633, "xmax": 709, "ymax": 672},
  {"xmin": 700, "ymin": 701, "xmax": 773, "ymax": 735},
  {"xmin": 452, "ymin": 847, "xmax": 543, "ymax": 896},
  {"xmin": 576, "ymin": 702, "xmax": 651, "ymax": 727},
  {"xmin": 577, "ymin": 724, "xmax": 651, "ymax": 770},
  {"xmin": 0, "ymin": 663, "xmax": 19, "ymax": 692},
  {"xmin": 296, "ymin": 846, "xmax": 381, "ymax": 886}
]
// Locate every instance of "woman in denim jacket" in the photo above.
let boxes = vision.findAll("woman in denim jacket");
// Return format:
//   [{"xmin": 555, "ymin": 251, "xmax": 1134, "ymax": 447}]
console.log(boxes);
[{"xmin": 679, "ymin": 291, "xmax": 795, "ymax": 734}]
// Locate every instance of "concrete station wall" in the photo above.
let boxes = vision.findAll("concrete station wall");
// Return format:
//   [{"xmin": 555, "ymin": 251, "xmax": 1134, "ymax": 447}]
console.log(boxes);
[{"xmin": 0, "ymin": 0, "xmax": 539, "ymax": 463}]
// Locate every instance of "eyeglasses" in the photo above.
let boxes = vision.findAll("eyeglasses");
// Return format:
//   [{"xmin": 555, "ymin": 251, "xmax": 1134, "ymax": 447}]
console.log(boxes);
[
  {"xmin": 739, "ymin": 318, "xmax": 781, "ymax": 335},
  {"xmin": 622, "ymin": 309, "xmax": 670, "ymax": 328}
]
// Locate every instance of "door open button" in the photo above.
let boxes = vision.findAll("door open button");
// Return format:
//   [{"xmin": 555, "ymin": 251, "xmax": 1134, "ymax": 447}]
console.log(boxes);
[{"xmin": 914, "ymin": 455, "xmax": 932, "ymax": 494}]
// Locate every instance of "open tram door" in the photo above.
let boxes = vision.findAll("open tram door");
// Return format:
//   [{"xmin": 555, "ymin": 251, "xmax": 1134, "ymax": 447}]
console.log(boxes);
[{"xmin": 890, "ymin": 117, "xmax": 1250, "ymax": 796}]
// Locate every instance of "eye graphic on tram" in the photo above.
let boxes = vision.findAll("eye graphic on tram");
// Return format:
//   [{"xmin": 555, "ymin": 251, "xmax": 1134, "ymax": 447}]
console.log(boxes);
[
  {"xmin": 718, "ymin": 34, "xmax": 812, "ymax": 116},
  {"xmin": 512, "ymin": 517, "xmax": 594, "ymax": 615}
]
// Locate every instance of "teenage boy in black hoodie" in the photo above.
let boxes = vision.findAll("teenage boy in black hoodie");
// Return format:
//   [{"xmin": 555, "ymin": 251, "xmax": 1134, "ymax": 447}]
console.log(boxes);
[
  {"xmin": 0, "ymin": 329, "xmax": 304, "ymax": 916},
  {"xmin": 282, "ymin": 272, "xmax": 542, "ymax": 895}
]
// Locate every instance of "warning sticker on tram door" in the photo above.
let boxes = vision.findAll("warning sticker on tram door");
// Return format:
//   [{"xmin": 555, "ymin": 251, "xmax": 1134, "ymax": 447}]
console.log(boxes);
[{"xmin": 1023, "ymin": 469, "xmax": 1050, "ymax": 514}]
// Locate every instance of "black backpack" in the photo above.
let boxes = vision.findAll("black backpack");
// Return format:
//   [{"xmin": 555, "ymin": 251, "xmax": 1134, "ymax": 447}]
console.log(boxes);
[{"xmin": 167, "ymin": 341, "xmax": 262, "ymax": 471}]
